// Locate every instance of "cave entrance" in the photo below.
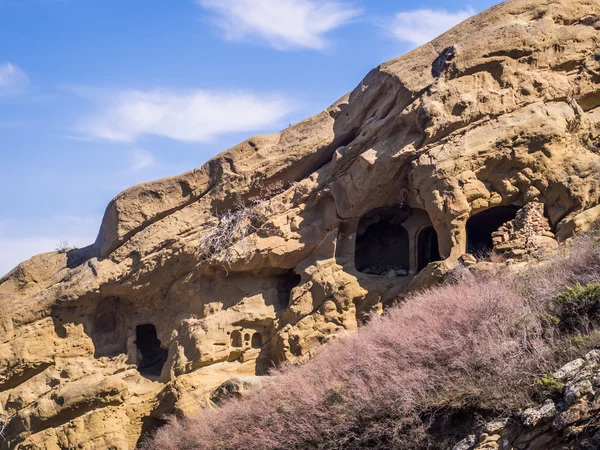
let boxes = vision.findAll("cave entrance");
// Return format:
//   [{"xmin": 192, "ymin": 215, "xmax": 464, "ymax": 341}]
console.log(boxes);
[
  {"xmin": 251, "ymin": 333, "xmax": 263, "ymax": 348},
  {"xmin": 136, "ymin": 324, "xmax": 168, "ymax": 378},
  {"xmin": 466, "ymin": 206, "xmax": 520, "ymax": 255},
  {"xmin": 417, "ymin": 226, "xmax": 441, "ymax": 271},
  {"xmin": 355, "ymin": 208, "xmax": 411, "ymax": 277},
  {"xmin": 277, "ymin": 270, "xmax": 302, "ymax": 308}
]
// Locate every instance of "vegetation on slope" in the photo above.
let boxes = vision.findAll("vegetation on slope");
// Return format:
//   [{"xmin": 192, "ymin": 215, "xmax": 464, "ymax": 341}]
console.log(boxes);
[{"xmin": 144, "ymin": 232, "xmax": 600, "ymax": 450}]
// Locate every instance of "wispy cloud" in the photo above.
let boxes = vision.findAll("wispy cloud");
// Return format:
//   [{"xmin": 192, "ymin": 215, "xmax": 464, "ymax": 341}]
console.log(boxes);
[
  {"xmin": 198, "ymin": 0, "xmax": 361, "ymax": 51},
  {"xmin": 0, "ymin": 215, "xmax": 100, "ymax": 277},
  {"xmin": 385, "ymin": 8, "xmax": 475, "ymax": 47},
  {"xmin": 0, "ymin": 62, "xmax": 29, "ymax": 96},
  {"xmin": 72, "ymin": 88, "xmax": 293, "ymax": 143},
  {"xmin": 129, "ymin": 148, "xmax": 156, "ymax": 171}
]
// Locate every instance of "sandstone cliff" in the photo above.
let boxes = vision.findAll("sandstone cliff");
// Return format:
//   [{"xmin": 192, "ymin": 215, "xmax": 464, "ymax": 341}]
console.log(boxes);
[{"xmin": 2, "ymin": 0, "xmax": 600, "ymax": 448}]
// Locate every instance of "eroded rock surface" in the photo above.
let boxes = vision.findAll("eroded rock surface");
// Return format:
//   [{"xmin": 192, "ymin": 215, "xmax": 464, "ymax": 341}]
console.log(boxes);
[
  {"xmin": 455, "ymin": 351, "xmax": 600, "ymax": 450},
  {"xmin": 2, "ymin": 0, "xmax": 600, "ymax": 447}
]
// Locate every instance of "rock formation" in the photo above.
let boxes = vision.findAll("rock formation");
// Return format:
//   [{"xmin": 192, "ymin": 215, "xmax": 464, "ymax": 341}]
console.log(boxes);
[
  {"xmin": 454, "ymin": 350, "xmax": 600, "ymax": 450},
  {"xmin": 2, "ymin": 0, "xmax": 600, "ymax": 447}
]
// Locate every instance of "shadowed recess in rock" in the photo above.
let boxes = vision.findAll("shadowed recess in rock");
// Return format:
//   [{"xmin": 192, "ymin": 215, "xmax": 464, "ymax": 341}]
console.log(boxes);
[
  {"xmin": 355, "ymin": 207, "xmax": 412, "ymax": 276},
  {"xmin": 251, "ymin": 333, "xmax": 263, "ymax": 349},
  {"xmin": 231, "ymin": 330, "xmax": 243, "ymax": 348},
  {"xmin": 467, "ymin": 206, "xmax": 521, "ymax": 255},
  {"xmin": 136, "ymin": 324, "xmax": 168, "ymax": 378},
  {"xmin": 417, "ymin": 226, "xmax": 441, "ymax": 271},
  {"xmin": 277, "ymin": 270, "xmax": 302, "ymax": 308}
]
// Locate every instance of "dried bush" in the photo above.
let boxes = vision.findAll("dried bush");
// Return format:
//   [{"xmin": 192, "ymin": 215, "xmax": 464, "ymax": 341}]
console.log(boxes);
[
  {"xmin": 55, "ymin": 240, "xmax": 71, "ymax": 253},
  {"xmin": 145, "ymin": 233, "xmax": 600, "ymax": 450},
  {"xmin": 197, "ymin": 183, "xmax": 292, "ymax": 264},
  {"xmin": 197, "ymin": 199, "xmax": 268, "ymax": 261}
]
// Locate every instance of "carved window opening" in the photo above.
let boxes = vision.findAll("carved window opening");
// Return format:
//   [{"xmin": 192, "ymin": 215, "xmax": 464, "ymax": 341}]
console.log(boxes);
[
  {"xmin": 417, "ymin": 226, "xmax": 441, "ymax": 271},
  {"xmin": 135, "ymin": 324, "xmax": 168, "ymax": 378},
  {"xmin": 355, "ymin": 208, "xmax": 411, "ymax": 276},
  {"xmin": 467, "ymin": 206, "xmax": 520, "ymax": 255},
  {"xmin": 251, "ymin": 333, "xmax": 263, "ymax": 348},
  {"xmin": 92, "ymin": 301, "xmax": 123, "ymax": 358},
  {"xmin": 231, "ymin": 330, "xmax": 243, "ymax": 348}
]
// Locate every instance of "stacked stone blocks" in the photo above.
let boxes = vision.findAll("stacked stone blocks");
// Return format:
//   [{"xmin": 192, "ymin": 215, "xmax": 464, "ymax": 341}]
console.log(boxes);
[{"xmin": 492, "ymin": 202, "xmax": 558, "ymax": 261}]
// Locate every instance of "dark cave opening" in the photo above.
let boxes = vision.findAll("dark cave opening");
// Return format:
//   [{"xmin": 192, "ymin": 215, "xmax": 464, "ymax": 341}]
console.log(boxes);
[
  {"xmin": 466, "ymin": 206, "xmax": 520, "ymax": 255},
  {"xmin": 355, "ymin": 208, "xmax": 411, "ymax": 276},
  {"xmin": 418, "ymin": 226, "xmax": 441, "ymax": 271},
  {"xmin": 136, "ymin": 324, "xmax": 168, "ymax": 378},
  {"xmin": 231, "ymin": 330, "xmax": 243, "ymax": 348},
  {"xmin": 277, "ymin": 270, "xmax": 302, "ymax": 308},
  {"xmin": 251, "ymin": 333, "xmax": 263, "ymax": 348}
]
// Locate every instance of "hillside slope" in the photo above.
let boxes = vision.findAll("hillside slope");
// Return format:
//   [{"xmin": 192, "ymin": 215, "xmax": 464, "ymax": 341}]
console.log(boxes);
[
  {"xmin": 2, "ymin": 0, "xmax": 600, "ymax": 448},
  {"xmin": 144, "ymin": 232, "xmax": 600, "ymax": 449}
]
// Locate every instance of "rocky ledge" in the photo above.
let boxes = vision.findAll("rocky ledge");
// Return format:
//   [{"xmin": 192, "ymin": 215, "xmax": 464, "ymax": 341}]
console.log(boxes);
[{"xmin": 456, "ymin": 350, "xmax": 600, "ymax": 450}]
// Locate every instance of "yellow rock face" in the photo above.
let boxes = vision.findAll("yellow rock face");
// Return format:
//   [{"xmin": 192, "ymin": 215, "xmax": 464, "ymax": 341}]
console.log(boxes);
[{"xmin": 2, "ymin": 0, "xmax": 600, "ymax": 447}]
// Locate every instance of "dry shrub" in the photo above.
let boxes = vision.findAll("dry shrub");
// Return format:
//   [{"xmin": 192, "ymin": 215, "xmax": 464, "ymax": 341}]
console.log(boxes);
[
  {"xmin": 145, "ymin": 233, "xmax": 600, "ymax": 450},
  {"xmin": 55, "ymin": 240, "xmax": 71, "ymax": 253},
  {"xmin": 198, "ymin": 183, "xmax": 292, "ymax": 264},
  {"xmin": 486, "ymin": 250, "xmax": 506, "ymax": 264},
  {"xmin": 197, "ymin": 198, "xmax": 268, "ymax": 261}
]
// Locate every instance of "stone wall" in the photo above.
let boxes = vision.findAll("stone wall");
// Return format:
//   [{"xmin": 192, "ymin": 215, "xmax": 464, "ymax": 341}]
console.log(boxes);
[{"xmin": 492, "ymin": 202, "xmax": 559, "ymax": 262}]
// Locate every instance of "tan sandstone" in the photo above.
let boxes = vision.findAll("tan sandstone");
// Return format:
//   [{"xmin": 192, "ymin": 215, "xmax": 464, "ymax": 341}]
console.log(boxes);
[{"xmin": 2, "ymin": 0, "xmax": 600, "ymax": 447}]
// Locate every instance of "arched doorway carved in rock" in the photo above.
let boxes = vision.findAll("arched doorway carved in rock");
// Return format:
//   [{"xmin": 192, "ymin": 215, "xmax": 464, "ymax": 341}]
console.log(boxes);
[
  {"xmin": 354, "ymin": 207, "xmax": 411, "ymax": 276},
  {"xmin": 466, "ymin": 206, "xmax": 520, "ymax": 255},
  {"xmin": 417, "ymin": 226, "xmax": 441, "ymax": 271},
  {"xmin": 135, "ymin": 324, "xmax": 168, "ymax": 378}
]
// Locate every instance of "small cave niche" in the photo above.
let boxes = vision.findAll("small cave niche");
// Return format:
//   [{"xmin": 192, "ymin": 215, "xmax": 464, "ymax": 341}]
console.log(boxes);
[
  {"xmin": 244, "ymin": 333, "xmax": 251, "ymax": 343},
  {"xmin": 355, "ymin": 207, "xmax": 411, "ymax": 276},
  {"xmin": 91, "ymin": 300, "xmax": 125, "ymax": 358},
  {"xmin": 467, "ymin": 206, "xmax": 520, "ymax": 255},
  {"xmin": 94, "ymin": 312, "xmax": 117, "ymax": 333},
  {"xmin": 251, "ymin": 333, "xmax": 263, "ymax": 349},
  {"xmin": 417, "ymin": 226, "xmax": 441, "ymax": 271},
  {"xmin": 277, "ymin": 270, "xmax": 302, "ymax": 308},
  {"xmin": 135, "ymin": 324, "xmax": 168, "ymax": 378},
  {"xmin": 231, "ymin": 330, "xmax": 243, "ymax": 348}
]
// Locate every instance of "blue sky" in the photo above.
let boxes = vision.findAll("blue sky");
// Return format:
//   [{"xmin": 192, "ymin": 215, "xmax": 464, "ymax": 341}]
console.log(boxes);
[{"xmin": 0, "ymin": 0, "xmax": 498, "ymax": 275}]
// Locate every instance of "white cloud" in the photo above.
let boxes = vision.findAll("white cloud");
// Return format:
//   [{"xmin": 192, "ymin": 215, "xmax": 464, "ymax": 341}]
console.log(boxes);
[
  {"xmin": 75, "ymin": 89, "xmax": 293, "ymax": 143},
  {"xmin": 386, "ymin": 8, "xmax": 475, "ymax": 47},
  {"xmin": 198, "ymin": 0, "xmax": 361, "ymax": 50},
  {"xmin": 0, "ymin": 62, "xmax": 29, "ymax": 96},
  {"xmin": 0, "ymin": 216, "xmax": 100, "ymax": 277},
  {"xmin": 129, "ymin": 149, "xmax": 156, "ymax": 171}
]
